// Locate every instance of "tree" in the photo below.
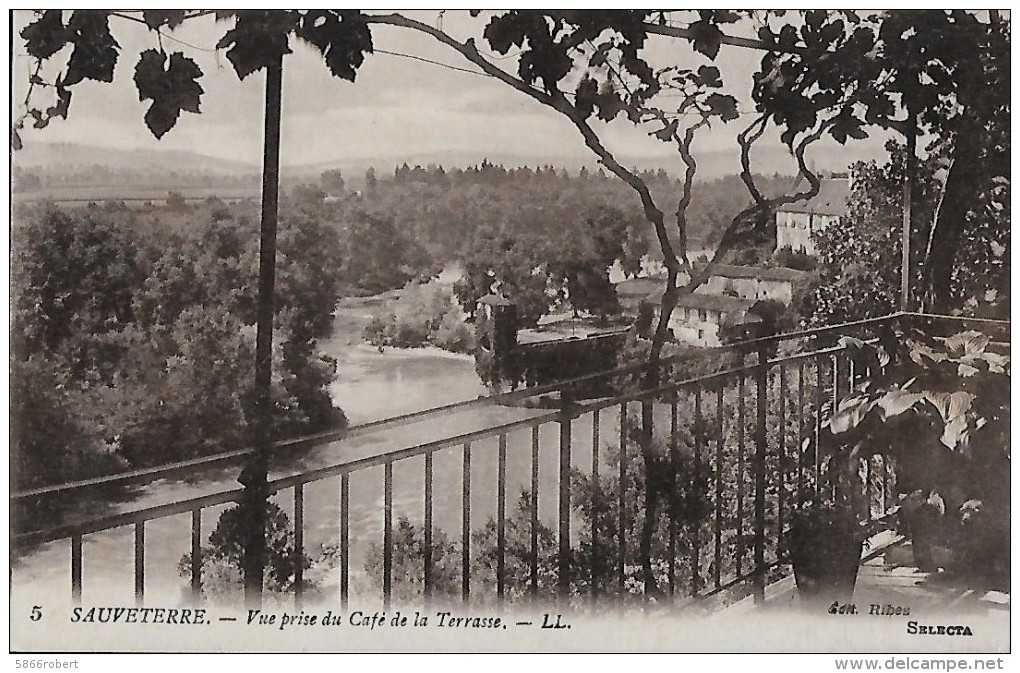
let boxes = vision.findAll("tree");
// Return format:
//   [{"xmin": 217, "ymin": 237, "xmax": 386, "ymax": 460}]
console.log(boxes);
[{"xmin": 802, "ymin": 143, "xmax": 943, "ymax": 327}]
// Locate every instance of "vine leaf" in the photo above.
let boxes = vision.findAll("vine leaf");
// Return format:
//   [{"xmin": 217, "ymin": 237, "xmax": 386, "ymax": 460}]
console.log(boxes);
[
  {"xmin": 142, "ymin": 11, "xmax": 187, "ymax": 31},
  {"xmin": 295, "ymin": 10, "xmax": 373, "ymax": 81},
  {"xmin": 133, "ymin": 49, "xmax": 204, "ymax": 139},
  {"xmin": 63, "ymin": 12, "xmax": 119, "ymax": 86},
  {"xmin": 21, "ymin": 10, "xmax": 69, "ymax": 60},
  {"xmin": 689, "ymin": 20, "xmax": 723, "ymax": 60},
  {"xmin": 216, "ymin": 11, "xmax": 296, "ymax": 80},
  {"xmin": 695, "ymin": 65, "xmax": 722, "ymax": 88},
  {"xmin": 705, "ymin": 93, "xmax": 739, "ymax": 122}
]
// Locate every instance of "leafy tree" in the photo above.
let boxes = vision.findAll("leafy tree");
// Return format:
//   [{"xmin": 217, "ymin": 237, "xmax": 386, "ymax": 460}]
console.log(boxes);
[{"xmin": 801, "ymin": 143, "xmax": 942, "ymax": 326}]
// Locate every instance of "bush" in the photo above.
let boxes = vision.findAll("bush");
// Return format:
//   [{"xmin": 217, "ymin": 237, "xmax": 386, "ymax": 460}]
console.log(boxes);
[
  {"xmin": 772, "ymin": 247, "xmax": 818, "ymax": 271},
  {"xmin": 364, "ymin": 281, "xmax": 475, "ymax": 354}
]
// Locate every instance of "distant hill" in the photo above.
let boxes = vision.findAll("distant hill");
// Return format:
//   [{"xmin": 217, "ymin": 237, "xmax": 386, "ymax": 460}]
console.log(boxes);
[
  {"xmin": 13, "ymin": 137, "xmax": 888, "ymax": 196},
  {"xmin": 14, "ymin": 141, "xmax": 259, "ymax": 175},
  {"xmin": 286, "ymin": 139, "xmax": 888, "ymax": 183}
]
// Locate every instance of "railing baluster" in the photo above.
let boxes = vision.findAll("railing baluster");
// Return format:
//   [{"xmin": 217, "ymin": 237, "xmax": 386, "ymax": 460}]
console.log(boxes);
[
  {"xmin": 618, "ymin": 402, "xmax": 627, "ymax": 590},
  {"xmin": 462, "ymin": 442, "xmax": 471, "ymax": 602},
  {"xmin": 340, "ymin": 473, "xmax": 349, "ymax": 610},
  {"xmin": 815, "ymin": 356, "xmax": 824, "ymax": 494},
  {"xmin": 424, "ymin": 451, "xmax": 434, "ymax": 600},
  {"xmin": 294, "ymin": 483, "xmax": 304, "ymax": 607},
  {"xmin": 134, "ymin": 521, "xmax": 145, "ymax": 606},
  {"xmin": 668, "ymin": 394, "xmax": 678, "ymax": 596},
  {"xmin": 714, "ymin": 383, "xmax": 724, "ymax": 590},
  {"xmin": 71, "ymin": 535, "xmax": 82, "ymax": 605},
  {"xmin": 558, "ymin": 392, "xmax": 573, "ymax": 599},
  {"xmin": 497, "ymin": 433, "xmax": 507, "ymax": 601},
  {"xmin": 191, "ymin": 510, "xmax": 202, "ymax": 602},
  {"xmin": 778, "ymin": 363, "xmax": 786, "ymax": 551},
  {"xmin": 692, "ymin": 385, "xmax": 702, "ymax": 597},
  {"xmin": 383, "ymin": 462, "xmax": 393, "ymax": 607},
  {"xmin": 797, "ymin": 361, "xmax": 806, "ymax": 508},
  {"xmin": 590, "ymin": 411, "xmax": 599, "ymax": 598},
  {"xmin": 736, "ymin": 373, "xmax": 745, "ymax": 578},
  {"xmin": 863, "ymin": 455, "xmax": 871, "ymax": 521},
  {"xmin": 531, "ymin": 426, "xmax": 539, "ymax": 597},
  {"xmin": 753, "ymin": 346, "xmax": 768, "ymax": 605}
]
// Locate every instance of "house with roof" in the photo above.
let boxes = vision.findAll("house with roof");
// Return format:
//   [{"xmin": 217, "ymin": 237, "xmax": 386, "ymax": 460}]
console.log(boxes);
[
  {"xmin": 615, "ymin": 275, "xmax": 764, "ymax": 347},
  {"xmin": 696, "ymin": 263, "xmax": 807, "ymax": 306},
  {"xmin": 775, "ymin": 176, "xmax": 850, "ymax": 255},
  {"xmin": 669, "ymin": 293, "xmax": 760, "ymax": 347}
]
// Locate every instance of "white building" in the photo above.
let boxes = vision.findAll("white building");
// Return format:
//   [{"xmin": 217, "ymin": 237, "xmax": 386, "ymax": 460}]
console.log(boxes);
[
  {"xmin": 775, "ymin": 177, "xmax": 850, "ymax": 255},
  {"xmin": 667, "ymin": 293, "xmax": 759, "ymax": 347},
  {"xmin": 696, "ymin": 264, "xmax": 807, "ymax": 306}
]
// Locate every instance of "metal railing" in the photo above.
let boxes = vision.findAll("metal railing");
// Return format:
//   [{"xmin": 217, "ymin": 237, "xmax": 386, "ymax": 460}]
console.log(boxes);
[{"xmin": 9, "ymin": 312, "xmax": 1010, "ymax": 609}]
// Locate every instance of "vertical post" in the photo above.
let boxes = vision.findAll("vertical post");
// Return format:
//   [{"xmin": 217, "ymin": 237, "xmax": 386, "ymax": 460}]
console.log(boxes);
[
  {"xmin": 691, "ymin": 386, "xmax": 702, "ymax": 597},
  {"xmin": 424, "ymin": 451, "xmax": 434, "ymax": 600},
  {"xmin": 668, "ymin": 394, "xmax": 678, "ymax": 595},
  {"xmin": 293, "ymin": 484, "xmax": 304, "ymax": 607},
  {"xmin": 618, "ymin": 402, "xmax": 627, "ymax": 590},
  {"xmin": 753, "ymin": 344, "xmax": 768, "ymax": 605},
  {"xmin": 383, "ymin": 462, "xmax": 393, "ymax": 607},
  {"xmin": 736, "ymin": 373, "xmax": 745, "ymax": 577},
  {"xmin": 497, "ymin": 434, "xmax": 507, "ymax": 601},
  {"xmin": 71, "ymin": 536, "xmax": 83, "ymax": 605},
  {"xmin": 339, "ymin": 473, "xmax": 349, "ymax": 610},
  {"xmin": 714, "ymin": 384, "xmax": 724, "ymax": 590},
  {"xmin": 558, "ymin": 388, "xmax": 574, "ymax": 599},
  {"xmin": 590, "ymin": 411, "xmax": 599, "ymax": 599},
  {"xmin": 461, "ymin": 443, "xmax": 471, "ymax": 601},
  {"xmin": 190, "ymin": 510, "xmax": 202, "ymax": 603},
  {"xmin": 531, "ymin": 425, "xmax": 540, "ymax": 597},
  {"xmin": 134, "ymin": 522, "xmax": 145, "ymax": 607},
  {"xmin": 241, "ymin": 53, "xmax": 283, "ymax": 610},
  {"xmin": 900, "ymin": 119, "xmax": 917, "ymax": 312}
]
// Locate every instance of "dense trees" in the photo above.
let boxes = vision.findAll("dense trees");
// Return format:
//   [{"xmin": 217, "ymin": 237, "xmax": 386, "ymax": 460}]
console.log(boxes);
[
  {"xmin": 799, "ymin": 140, "xmax": 1009, "ymax": 326},
  {"xmin": 10, "ymin": 200, "xmax": 348, "ymax": 486}
]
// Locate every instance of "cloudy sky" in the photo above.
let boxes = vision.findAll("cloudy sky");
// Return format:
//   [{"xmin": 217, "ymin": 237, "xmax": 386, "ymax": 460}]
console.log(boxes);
[{"xmin": 12, "ymin": 10, "xmax": 887, "ymax": 171}]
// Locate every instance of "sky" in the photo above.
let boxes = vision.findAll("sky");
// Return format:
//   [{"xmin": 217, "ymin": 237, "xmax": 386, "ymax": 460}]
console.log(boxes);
[{"xmin": 12, "ymin": 10, "xmax": 888, "ymax": 172}]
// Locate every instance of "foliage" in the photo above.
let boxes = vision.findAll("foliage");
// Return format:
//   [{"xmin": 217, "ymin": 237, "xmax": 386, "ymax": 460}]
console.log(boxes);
[
  {"xmin": 801, "ymin": 144, "xmax": 944, "ymax": 326},
  {"xmin": 178, "ymin": 501, "xmax": 340, "ymax": 601},
  {"xmin": 337, "ymin": 211, "xmax": 433, "ymax": 296},
  {"xmin": 364, "ymin": 281, "xmax": 475, "ymax": 354},
  {"xmin": 10, "ymin": 201, "xmax": 348, "ymax": 485},
  {"xmin": 817, "ymin": 327, "xmax": 1009, "ymax": 577},
  {"xmin": 15, "ymin": 10, "xmax": 373, "ymax": 143}
]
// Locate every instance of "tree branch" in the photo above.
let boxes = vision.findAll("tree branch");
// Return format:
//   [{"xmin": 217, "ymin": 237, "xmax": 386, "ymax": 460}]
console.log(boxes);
[{"xmin": 365, "ymin": 12, "xmax": 682, "ymax": 277}]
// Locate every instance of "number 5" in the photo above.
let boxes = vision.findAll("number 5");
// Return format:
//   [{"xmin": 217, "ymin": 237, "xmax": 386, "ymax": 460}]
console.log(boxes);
[{"xmin": 30, "ymin": 606, "xmax": 42, "ymax": 621}]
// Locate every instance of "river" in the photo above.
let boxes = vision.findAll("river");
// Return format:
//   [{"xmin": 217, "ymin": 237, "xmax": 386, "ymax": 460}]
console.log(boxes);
[{"xmin": 11, "ymin": 302, "xmax": 623, "ymax": 609}]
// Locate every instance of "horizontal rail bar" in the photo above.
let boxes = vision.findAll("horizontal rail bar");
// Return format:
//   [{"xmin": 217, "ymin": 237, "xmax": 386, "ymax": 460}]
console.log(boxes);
[{"xmin": 13, "ymin": 312, "xmax": 924, "ymax": 500}]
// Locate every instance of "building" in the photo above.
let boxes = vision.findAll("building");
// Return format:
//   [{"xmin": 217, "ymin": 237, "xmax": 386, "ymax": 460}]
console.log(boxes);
[
  {"xmin": 616, "ymin": 275, "xmax": 763, "ymax": 347},
  {"xmin": 775, "ymin": 176, "xmax": 850, "ymax": 255},
  {"xmin": 696, "ymin": 264, "xmax": 807, "ymax": 305},
  {"xmin": 665, "ymin": 293, "xmax": 760, "ymax": 347}
]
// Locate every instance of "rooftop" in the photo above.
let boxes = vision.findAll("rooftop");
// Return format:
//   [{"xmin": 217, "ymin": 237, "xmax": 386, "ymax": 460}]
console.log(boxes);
[
  {"xmin": 777, "ymin": 176, "xmax": 849, "ymax": 216},
  {"xmin": 699, "ymin": 263, "xmax": 808, "ymax": 282},
  {"xmin": 669, "ymin": 292, "xmax": 756, "ymax": 314}
]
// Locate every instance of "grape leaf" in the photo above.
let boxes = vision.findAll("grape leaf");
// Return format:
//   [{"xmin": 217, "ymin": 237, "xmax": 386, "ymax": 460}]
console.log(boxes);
[
  {"xmin": 216, "ymin": 11, "xmax": 296, "ymax": 80},
  {"xmin": 705, "ymin": 93, "xmax": 739, "ymax": 121},
  {"xmin": 295, "ymin": 10, "xmax": 373, "ymax": 81},
  {"xmin": 688, "ymin": 20, "xmax": 722, "ymax": 60},
  {"xmin": 142, "ymin": 11, "xmax": 187, "ymax": 31},
  {"xmin": 45, "ymin": 84, "xmax": 72, "ymax": 120},
  {"xmin": 695, "ymin": 64, "xmax": 722, "ymax": 88},
  {"xmin": 133, "ymin": 49, "xmax": 205, "ymax": 138},
  {"xmin": 21, "ymin": 10, "xmax": 68, "ymax": 60},
  {"xmin": 63, "ymin": 12, "xmax": 119, "ymax": 86}
]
